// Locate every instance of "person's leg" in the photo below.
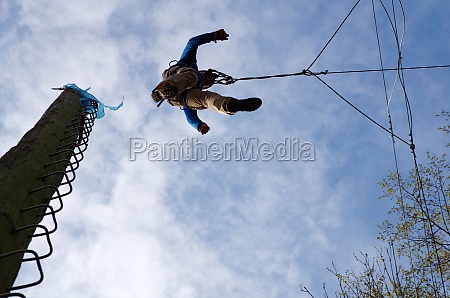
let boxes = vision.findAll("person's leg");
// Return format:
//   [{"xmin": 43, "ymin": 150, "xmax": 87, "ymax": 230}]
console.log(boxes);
[
  {"xmin": 185, "ymin": 89, "xmax": 262, "ymax": 114},
  {"xmin": 185, "ymin": 89, "xmax": 236, "ymax": 115}
]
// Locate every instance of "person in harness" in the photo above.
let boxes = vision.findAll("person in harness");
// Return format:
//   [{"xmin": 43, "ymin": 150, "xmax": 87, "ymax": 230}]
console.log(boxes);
[{"xmin": 151, "ymin": 29, "xmax": 262, "ymax": 135}]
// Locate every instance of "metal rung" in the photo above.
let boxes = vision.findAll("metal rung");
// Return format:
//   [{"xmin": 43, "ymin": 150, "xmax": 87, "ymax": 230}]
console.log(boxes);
[
  {"xmin": 0, "ymin": 250, "xmax": 44, "ymax": 292},
  {"xmin": 14, "ymin": 225, "xmax": 53, "ymax": 260}
]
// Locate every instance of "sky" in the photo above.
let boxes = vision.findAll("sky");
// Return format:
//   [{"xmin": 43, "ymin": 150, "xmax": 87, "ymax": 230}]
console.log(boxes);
[{"xmin": 1, "ymin": 0, "xmax": 449, "ymax": 297}]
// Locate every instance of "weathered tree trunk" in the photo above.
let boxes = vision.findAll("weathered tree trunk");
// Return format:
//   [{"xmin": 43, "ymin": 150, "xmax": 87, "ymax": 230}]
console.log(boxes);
[{"xmin": 0, "ymin": 90, "xmax": 81, "ymax": 293}]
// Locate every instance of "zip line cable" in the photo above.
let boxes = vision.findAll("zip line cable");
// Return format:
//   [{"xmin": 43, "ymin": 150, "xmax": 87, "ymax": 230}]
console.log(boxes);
[
  {"xmin": 308, "ymin": 6, "xmax": 412, "ymax": 148},
  {"xmin": 213, "ymin": 64, "xmax": 450, "ymax": 85},
  {"xmin": 312, "ymin": 73, "xmax": 410, "ymax": 146},
  {"xmin": 217, "ymin": 4, "xmax": 449, "ymax": 289},
  {"xmin": 372, "ymin": 0, "xmax": 418, "ymax": 294},
  {"xmin": 306, "ymin": 0, "xmax": 362, "ymax": 71},
  {"xmin": 323, "ymin": 64, "xmax": 450, "ymax": 75},
  {"xmin": 212, "ymin": 62, "xmax": 450, "ymax": 147},
  {"xmin": 374, "ymin": 0, "xmax": 448, "ymax": 295},
  {"xmin": 210, "ymin": 0, "xmax": 450, "ymax": 154},
  {"xmin": 222, "ymin": 0, "xmax": 450, "ymax": 294}
]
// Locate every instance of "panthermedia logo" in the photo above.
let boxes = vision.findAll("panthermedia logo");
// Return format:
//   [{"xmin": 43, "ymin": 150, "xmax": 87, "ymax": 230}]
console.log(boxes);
[{"xmin": 129, "ymin": 137, "xmax": 315, "ymax": 162}]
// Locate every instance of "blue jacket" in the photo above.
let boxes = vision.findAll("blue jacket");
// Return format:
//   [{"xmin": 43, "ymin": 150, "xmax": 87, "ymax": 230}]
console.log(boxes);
[{"xmin": 176, "ymin": 32, "xmax": 217, "ymax": 131}]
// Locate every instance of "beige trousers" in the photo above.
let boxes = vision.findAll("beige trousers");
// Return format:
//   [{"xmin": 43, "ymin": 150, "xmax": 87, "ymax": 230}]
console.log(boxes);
[{"xmin": 161, "ymin": 65, "xmax": 235, "ymax": 115}]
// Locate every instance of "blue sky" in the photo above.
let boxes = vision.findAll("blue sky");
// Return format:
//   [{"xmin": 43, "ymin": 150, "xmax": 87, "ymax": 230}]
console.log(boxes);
[{"xmin": 1, "ymin": 1, "xmax": 449, "ymax": 297}]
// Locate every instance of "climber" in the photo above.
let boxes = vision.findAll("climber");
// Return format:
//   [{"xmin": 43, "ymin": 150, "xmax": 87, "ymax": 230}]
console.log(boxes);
[{"xmin": 151, "ymin": 29, "xmax": 262, "ymax": 135}]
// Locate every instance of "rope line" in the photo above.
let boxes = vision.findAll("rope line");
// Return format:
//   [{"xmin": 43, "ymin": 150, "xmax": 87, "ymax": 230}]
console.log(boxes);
[
  {"xmin": 373, "ymin": 1, "xmax": 448, "ymax": 295},
  {"xmin": 211, "ymin": 0, "xmax": 447, "ymax": 293},
  {"xmin": 312, "ymin": 74, "xmax": 410, "ymax": 146},
  {"xmin": 212, "ymin": 0, "xmax": 363, "ymax": 86},
  {"xmin": 210, "ymin": 64, "xmax": 450, "ymax": 148},
  {"xmin": 212, "ymin": 64, "xmax": 450, "ymax": 86},
  {"xmin": 372, "ymin": 0, "xmax": 418, "ymax": 293},
  {"xmin": 323, "ymin": 64, "xmax": 450, "ymax": 75},
  {"xmin": 306, "ymin": 0, "xmax": 362, "ymax": 71}
]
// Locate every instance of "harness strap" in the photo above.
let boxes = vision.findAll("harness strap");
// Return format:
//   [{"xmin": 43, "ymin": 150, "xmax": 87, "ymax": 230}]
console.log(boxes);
[
  {"xmin": 156, "ymin": 89, "xmax": 189, "ymax": 108},
  {"xmin": 156, "ymin": 98, "xmax": 166, "ymax": 107}
]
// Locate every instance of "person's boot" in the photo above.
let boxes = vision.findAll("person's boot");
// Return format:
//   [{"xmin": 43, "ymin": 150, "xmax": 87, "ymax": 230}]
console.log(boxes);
[
  {"xmin": 151, "ymin": 82, "xmax": 179, "ymax": 103},
  {"xmin": 226, "ymin": 97, "xmax": 262, "ymax": 112}
]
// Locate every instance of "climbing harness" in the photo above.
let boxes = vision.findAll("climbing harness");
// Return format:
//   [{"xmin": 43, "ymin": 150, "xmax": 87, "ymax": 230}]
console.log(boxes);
[{"xmin": 210, "ymin": 69, "xmax": 322, "ymax": 85}]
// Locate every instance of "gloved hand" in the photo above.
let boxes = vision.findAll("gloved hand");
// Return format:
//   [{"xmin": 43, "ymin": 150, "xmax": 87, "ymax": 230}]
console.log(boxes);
[
  {"xmin": 214, "ymin": 29, "xmax": 229, "ymax": 41},
  {"xmin": 198, "ymin": 122, "xmax": 210, "ymax": 135},
  {"xmin": 200, "ymin": 69, "xmax": 219, "ymax": 90}
]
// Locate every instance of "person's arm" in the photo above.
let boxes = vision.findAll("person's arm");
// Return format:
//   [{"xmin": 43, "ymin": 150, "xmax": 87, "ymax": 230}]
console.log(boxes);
[
  {"xmin": 183, "ymin": 108, "xmax": 210, "ymax": 134},
  {"xmin": 178, "ymin": 29, "xmax": 229, "ymax": 70}
]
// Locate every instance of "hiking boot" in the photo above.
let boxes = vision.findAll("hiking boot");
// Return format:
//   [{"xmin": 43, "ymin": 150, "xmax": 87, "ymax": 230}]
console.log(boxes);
[
  {"xmin": 151, "ymin": 82, "xmax": 179, "ymax": 103},
  {"xmin": 226, "ymin": 97, "xmax": 262, "ymax": 112}
]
